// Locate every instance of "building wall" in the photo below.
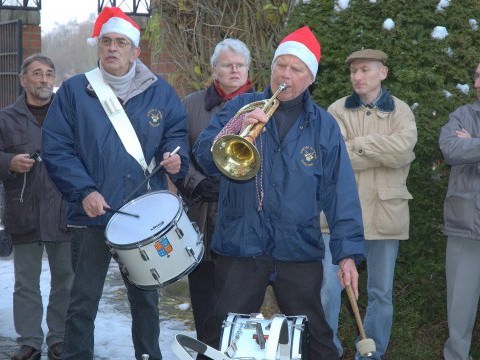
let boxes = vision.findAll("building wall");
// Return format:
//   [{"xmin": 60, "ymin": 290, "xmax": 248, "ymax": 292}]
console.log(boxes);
[
  {"xmin": 0, "ymin": 9, "xmax": 42, "ymax": 57},
  {"xmin": 22, "ymin": 23, "xmax": 41, "ymax": 57},
  {"xmin": 0, "ymin": 10, "xmax": 41, "ymax": 108}
]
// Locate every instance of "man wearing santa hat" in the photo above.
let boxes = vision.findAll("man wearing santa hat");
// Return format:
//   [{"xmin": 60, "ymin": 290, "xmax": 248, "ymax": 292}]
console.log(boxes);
[
  {"xmin": 193, "ymin": 26, "xmax": 365, "ymax": 359},
  {"xmin": 41, "ymin": 7, "xmax": 189, "ymax": 360}
]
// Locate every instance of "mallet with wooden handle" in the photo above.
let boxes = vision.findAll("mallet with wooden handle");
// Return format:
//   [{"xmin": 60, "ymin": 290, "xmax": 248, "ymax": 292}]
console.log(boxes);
[{"xmin": 345, "ymin": 283, "xmax": 376, "ymax": 357}]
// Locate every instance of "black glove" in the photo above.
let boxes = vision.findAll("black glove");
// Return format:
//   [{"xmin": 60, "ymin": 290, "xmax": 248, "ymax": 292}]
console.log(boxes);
[{"xmin": 193, "ymin": 178, "xmax": 219, "ymax": 202}]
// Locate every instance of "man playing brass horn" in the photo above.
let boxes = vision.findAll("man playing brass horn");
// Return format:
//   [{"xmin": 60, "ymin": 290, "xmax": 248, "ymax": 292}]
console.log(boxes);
[{"xmin": 193, "ymin": 26, "xmax": 364, "ymax": 360}]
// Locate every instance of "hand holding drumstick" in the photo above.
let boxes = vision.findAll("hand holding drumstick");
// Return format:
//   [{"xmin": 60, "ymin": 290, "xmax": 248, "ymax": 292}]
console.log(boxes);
[{"xmin": 337, "ymin": 258, "xmax": 359, "ymax": 298}]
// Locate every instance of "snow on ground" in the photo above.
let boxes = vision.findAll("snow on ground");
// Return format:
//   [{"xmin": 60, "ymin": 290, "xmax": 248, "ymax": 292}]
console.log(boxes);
[{"xmin": 0, "ymin": 255, "xmax": 196, "ymax": 359}]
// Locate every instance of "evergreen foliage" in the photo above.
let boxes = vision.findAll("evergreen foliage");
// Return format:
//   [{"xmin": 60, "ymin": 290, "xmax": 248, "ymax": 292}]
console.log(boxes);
[
  {"xmin": 151, "ymin": 0, "xmax": 480, "ymax": 357},
  {"xmin": 284, "ymin": 1, "xmax": 480, "ymax": 358}
]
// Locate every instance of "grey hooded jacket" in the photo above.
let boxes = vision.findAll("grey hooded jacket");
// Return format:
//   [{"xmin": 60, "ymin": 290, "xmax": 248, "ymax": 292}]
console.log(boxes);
[{"xmin": 439, "ymin": 100, "xmax": 480, "ymax": 239}]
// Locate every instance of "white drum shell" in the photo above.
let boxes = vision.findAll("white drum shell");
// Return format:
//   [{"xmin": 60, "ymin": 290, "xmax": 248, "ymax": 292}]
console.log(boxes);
[
  {"xmin": 220, "ymin": 313, "xmax": 307, "ymax": 360},
  {"xmin": 105, "ymin": 191, "xmax": 203, "ymax": 288}
]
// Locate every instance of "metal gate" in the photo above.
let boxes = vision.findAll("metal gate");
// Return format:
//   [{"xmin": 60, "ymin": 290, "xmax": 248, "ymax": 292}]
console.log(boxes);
[{"xmin": 0, "ymin": 19, "xmax": 22, "ymax": 110}]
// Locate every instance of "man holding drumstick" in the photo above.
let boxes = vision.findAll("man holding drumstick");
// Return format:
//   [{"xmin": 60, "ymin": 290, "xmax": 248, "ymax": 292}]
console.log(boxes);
[{"xmin": 41, "ymin": 7, "xmax": 188, "ymax": 360}]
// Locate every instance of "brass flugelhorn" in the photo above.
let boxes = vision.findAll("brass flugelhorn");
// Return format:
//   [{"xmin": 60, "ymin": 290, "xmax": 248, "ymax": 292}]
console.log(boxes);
[{"xmin": 211, "ymin": 83, "xmax": 287, "ymax": 180}]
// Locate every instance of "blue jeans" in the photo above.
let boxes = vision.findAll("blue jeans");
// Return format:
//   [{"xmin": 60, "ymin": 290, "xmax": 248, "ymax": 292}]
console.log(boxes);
[
  {"xmin": 355, "ymin": 239, "xmax": 399, "ymax": 360},
  {"xmin": 320, "ymin": 233, "xmax": 343, "ymax": 356},
  {"xmin": 63, "ymin": 228, "xmax": 161, "ymax": 360}
]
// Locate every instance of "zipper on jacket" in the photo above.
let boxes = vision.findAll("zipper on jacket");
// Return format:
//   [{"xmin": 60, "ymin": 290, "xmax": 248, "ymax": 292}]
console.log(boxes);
[{"xmin": 19, "ymin": 173, "xmax": 27, "ymax": 203}]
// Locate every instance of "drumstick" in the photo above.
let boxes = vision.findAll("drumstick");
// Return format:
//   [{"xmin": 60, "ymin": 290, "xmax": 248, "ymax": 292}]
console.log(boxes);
[
  {"xmin": 169, "ymin": 146, "xmax": 181, "ymax": 157},
  {"xmin": 123, "ymin": 146, "xmax": 181, "ymax": 203},
  {"xmin": 104, "ymin": 207, "xmax": 140, "ymax": 218}
]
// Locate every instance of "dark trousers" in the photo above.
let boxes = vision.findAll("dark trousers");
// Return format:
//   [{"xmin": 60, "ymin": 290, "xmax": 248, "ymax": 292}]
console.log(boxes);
[
  {"xmin": 188, "ymin": 260, "xmax": 216, "ymax": 343},
  {"xmin": 63, "ymin": 228, "xmax": 161, "ymax": 360},
  {"xmin": 202, "ymin": 255, "xmax": 339, "ymax": 360}
]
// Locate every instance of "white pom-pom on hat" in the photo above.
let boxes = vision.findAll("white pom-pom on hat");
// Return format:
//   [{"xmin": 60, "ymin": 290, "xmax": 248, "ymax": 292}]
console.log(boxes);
[{"xmin": 87, "ymin": 37, "xmax": 98, "ymax": 47}]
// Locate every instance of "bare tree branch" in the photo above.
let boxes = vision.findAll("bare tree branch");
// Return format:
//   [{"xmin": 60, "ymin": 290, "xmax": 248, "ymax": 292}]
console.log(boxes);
[{"xmin": 145, "ymin": 0, "xmax": 297, "ymax": 94}]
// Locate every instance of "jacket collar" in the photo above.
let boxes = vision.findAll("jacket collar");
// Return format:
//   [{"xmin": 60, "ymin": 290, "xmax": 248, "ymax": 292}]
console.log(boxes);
[
  {"xmin": 472, "ymin": 100, "xmax": 480, "ymax": 111},
  {"xmin": 85, "ymin": 59, "xmax": 156, "ymax": 103},
  {"xmin": 204, "ymin": 83, "xmax": 223, "ymax": 111},
  {"xmin": 262, "ymin": 86, "xmax": 315, "ymax": 129},
  {"xmin": 345, "ymin": 87, "xmax": 395, "ymax": 112},
  {"xmin": 262, "ymin": 86, "xmax": 312, "ymax": 105},
  {"xmin": 15, "ymin": 93, "xmax": 29, "ymax": 112}
]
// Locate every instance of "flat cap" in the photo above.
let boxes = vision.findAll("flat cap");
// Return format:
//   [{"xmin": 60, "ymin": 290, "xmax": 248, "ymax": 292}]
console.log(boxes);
[{"xmin": 345, "ymin": 49, "xmax": 388, "ymax": 66}]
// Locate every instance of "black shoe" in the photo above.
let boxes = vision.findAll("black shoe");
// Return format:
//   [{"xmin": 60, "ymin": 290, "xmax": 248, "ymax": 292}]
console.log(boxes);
[
  {"xmin": 47, "ymin": 342, "xmax": 63, "ymax": 360},
  {"xmin": 10, "ymin": 345, "xmax": 41, "ymax": 360}
]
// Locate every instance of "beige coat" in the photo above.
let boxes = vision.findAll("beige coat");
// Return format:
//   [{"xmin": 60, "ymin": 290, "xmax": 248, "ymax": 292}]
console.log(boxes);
[{"xmin": 327, "ymin": 92, "xmax": 417, "ymax": 240}]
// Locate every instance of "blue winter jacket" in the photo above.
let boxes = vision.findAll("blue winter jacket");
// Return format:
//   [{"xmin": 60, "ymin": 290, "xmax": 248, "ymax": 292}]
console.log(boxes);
[
  {"xmin": 42, "ymin": 63, "xmax": 189, "ymax": 226},
  {"xmin": 193, "ymin": 87, "xmax": 364, "ymax": 263}
]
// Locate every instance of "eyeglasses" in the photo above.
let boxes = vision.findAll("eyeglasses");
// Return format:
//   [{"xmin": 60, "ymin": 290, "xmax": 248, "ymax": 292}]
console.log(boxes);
[
  {"xmin": 99, "ymin": 36, "xmax": 132, "ymax": 49},
  {"xmin": 217, "ymin": 63, "xmax": 248, "ymax": 71},
  {"xmin": 28, "ymin": 70, "xmax": 55, "ymax": 80}
]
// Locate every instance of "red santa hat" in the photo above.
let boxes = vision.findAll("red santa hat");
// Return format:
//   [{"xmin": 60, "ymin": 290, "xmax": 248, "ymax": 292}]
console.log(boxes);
[
  {"xmin": 272, "ymin": 26, "xmax": 321, "ymax": 78},
  {"xmin": 87, "ymin": 7, "xmax": 140, "ymax": 47}
]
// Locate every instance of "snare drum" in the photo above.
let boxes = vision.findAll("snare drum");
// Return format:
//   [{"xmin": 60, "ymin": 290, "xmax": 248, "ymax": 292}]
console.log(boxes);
[
  {"xmin": 105, "ymin": 191, "xmax": 203, "ymax": 288},
  {"xmin": 220, "ymin": 313, "xmax": 309, "ymax": 360}
]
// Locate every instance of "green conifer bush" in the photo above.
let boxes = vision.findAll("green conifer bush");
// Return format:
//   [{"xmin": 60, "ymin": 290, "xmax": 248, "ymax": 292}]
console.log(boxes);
[{"xmin": 284, "ymin": 1, "xmax": 480, "ymax": 358}]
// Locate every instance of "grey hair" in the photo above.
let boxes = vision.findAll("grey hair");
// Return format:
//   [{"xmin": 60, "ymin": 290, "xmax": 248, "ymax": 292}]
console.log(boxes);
[
  {"xmin": 19, "ymin": 54, "xmax": 55, "ymax": 75},
  {"xmin": 210, "ymin": 38, "xmax": 251, "ymax": 68}
]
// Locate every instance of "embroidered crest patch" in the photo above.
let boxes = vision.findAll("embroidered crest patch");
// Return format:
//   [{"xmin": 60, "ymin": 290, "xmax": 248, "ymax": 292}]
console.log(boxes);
[
  {"xmin": 147, "ymin": 109, "xmax": 162, "ymax": 127},
  {"xmin": 300, "ymin": 146, "xmax": 316, "ymax": 166}
]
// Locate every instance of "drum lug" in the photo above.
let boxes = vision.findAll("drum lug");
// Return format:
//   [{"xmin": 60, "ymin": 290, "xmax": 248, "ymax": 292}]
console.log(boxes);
[
  {"xmin": 175, "ymin": 226, "xmax": 184, "ymax": 239},
  {"xmin": 120, "ymin": 266, "xmax": 129, "ymax": 278},
  {"xmin": 196, "ymin": 233, "xmax": 204, "ymax": 248},
  {"xmin": 252, "ymin": 322, "xmax": 266, "ymax": 349},
  {"xmin": 185, "ymin": 246, "xmax": 195, "ymax": 258},
  {"xmin": 109, "ymin": 248, "xmax": 126, "ymax": 272},
  {"xmin": 192, "ymin": 222, "xmax": 200, "ymax": 233},
  {"xmin": 109, "ymin": 248, "xmax": 129, "ymax": 278},
  {"xmin": 293, "ymin": 323, "xmax": 304, "ymax": 331},
  {"xmin": 108, "ymin": 247, "xmax": 118, "ymax": 260},
  {"xmin": 139, "ymin": 249, "xmax": 149, "ymax": 261},
  {"xmin": 150, "ymin": 268, "xmax": 162, "ymax": 285}
]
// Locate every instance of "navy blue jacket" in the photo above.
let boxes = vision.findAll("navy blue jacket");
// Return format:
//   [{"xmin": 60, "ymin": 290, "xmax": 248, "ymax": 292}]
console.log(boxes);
[
  {"xmin": 42, "ymin": 64, "xmax": 189, "ymax": 226},
  {"xmin": 193, "ymin": 87, "xmax": 364, "ymax": 263}
]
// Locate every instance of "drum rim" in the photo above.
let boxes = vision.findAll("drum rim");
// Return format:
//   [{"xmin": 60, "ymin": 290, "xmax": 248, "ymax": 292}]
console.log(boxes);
[{"xmin": 104, "ymin": 190, "xmax": 183, "ymax": 247}]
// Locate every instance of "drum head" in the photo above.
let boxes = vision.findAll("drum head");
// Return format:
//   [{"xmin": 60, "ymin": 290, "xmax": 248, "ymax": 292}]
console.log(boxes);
[{"xmin": 105, "ymin": 191, "xmax": 181, "ymax": 246}]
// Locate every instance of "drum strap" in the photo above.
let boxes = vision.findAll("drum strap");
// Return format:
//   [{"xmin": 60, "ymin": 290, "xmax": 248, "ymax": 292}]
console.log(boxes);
[
  {"xmin": 265, "ymin": 315, "xmax": 291, "ymax": 360},
  {"xmin": 85, "ymin": 68, "xmax": 155, "ymax": 176},
  {"xmin": 172, "ymin": 334, "xmax": 230, "ymax": 360}
]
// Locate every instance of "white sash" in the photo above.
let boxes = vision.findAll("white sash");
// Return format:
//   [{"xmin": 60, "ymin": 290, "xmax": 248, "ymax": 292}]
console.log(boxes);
[{"xmin": 85, "ymin": 68, "xmax": 155, "ymax": 173}]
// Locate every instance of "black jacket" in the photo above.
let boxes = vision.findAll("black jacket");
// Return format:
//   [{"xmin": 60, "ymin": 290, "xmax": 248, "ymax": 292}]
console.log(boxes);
[{"xmin": 0, "ymin": 94, "xmax": 70, "ymax": 244}]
